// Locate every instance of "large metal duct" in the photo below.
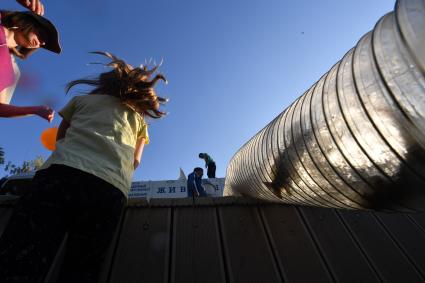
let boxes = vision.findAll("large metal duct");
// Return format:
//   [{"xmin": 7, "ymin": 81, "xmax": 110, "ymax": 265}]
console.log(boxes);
[{"xmin": 224, "ymin": 0, "xmax": 425, "ymax": 211}]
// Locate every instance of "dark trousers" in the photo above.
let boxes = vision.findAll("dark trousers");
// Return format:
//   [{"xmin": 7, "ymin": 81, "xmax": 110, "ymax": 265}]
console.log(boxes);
[
  {"xmin": 188, "ymin": 187, "xmax": 207, "ymax": 197},
  {"xmin": 207, "ymin": 162, "xmax": 216, "ymax": 178},
  {"xmin": 0, "ymin": 164, "xmax": 125, "ymax": 283}
]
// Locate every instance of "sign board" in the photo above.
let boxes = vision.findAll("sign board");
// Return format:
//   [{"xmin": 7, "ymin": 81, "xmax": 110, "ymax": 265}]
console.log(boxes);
[
  {"xmin": 1, "ymin": 172, "xmax": 225, "ymax": 200},
  {"xmin": 129, "ymin": 178, "xmax": 225, "ymax": 199}
]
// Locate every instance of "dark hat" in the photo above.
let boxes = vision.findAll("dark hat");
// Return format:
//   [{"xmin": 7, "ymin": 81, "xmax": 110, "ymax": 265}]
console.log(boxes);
[{"xmin": 1, "ymin": 10, "xmax": 61, "ymax": 54}]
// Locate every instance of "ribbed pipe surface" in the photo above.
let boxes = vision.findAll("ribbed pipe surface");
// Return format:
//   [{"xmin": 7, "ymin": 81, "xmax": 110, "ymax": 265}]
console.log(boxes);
[{"xmin": 224, "ymin": 0, "xmax": 425, "ymax": 211}]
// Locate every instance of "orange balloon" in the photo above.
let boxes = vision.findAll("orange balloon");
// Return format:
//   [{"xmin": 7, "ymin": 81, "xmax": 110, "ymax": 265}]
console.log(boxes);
[{"xmin": 40, "ymin": 127, "xmax": 58, "ymax": 151}]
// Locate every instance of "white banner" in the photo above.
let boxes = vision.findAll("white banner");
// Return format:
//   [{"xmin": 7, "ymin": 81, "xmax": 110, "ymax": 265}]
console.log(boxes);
[{"xmin": 129, "ymin": 178, "xmax": 225, "ymax": 199}]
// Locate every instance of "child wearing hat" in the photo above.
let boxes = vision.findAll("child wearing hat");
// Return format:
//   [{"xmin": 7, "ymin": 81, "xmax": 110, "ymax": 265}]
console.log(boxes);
[{"xmin": 0, "ymin": 10, "xmax": 61, "ymax": 122}]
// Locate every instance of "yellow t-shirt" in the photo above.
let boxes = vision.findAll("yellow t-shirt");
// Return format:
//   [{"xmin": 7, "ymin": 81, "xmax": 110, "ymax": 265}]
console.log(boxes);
[{"xmin": 41, "ymin": 94, "xmax": 149, "ymax": 197}]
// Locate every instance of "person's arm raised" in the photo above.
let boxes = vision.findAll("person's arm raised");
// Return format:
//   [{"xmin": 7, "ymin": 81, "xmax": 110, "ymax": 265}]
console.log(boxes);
[{"xmin": 16, "ymin": 0, "xmax": 45, "ymax": 15}]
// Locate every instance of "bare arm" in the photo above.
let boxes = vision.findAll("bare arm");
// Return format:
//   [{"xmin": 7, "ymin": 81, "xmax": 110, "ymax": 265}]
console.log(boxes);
[
  {"xmin": 16, "ymin": 0, "xmax": 45, "ymax": 15},
  {"xmin": 193, "ymin": 178, "xmax": 200, "ymax": 197},
  {"xmin": 56, "ymin": 119, "xmax": 70, "ymax": 141},
  {"xmin": 0, "ymin": 104, "xmax": 54, "ymax": 122},
  {"xmin": 133, "ymin": 137, "xmax": 146, "ymax": 169},
  {"xmin": 0, "ymin": 89, "xmax": 55, "ymax": 122}
]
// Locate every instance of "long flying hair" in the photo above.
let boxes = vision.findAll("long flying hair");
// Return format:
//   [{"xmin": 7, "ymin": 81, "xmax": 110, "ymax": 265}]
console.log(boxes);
[{"xmin": 66, "ymin": 52, "xmax": 168, "ymax": 119}]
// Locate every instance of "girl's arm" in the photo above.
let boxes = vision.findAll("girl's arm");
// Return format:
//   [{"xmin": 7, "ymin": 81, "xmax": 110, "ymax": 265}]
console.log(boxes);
[
  {"xmin": 0, "ymin": 90, "xmax": 54, "ymax": 122},
  {"xmin": 56, "ymin": 119, "xmax": 70, "ymax": 141},
  {"xmin": 16, "ymin": 0, "xmax": 45, "ymax": 15},
  {"xmin": 0, "ymin": 103, "xmax": 54, "ymax": 122},
  {"xmin": 133, "ymin": 137, "xmax": 146, "ymax": 169}
]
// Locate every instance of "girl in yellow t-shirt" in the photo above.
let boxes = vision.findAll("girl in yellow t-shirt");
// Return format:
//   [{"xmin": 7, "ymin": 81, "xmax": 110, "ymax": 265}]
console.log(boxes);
[{"xmin": 0, "ymin": 52, "xmax": 167, "ymax": 283}]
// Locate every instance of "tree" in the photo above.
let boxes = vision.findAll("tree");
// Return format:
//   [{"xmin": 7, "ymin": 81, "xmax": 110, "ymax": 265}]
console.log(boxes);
[
  {"xmin": 4, "ymin": 156, "xmax": 45, "ymax": 176},
  {"xmin": 0, "ymin": 147, "xmax": 4, "ymax": 165}
]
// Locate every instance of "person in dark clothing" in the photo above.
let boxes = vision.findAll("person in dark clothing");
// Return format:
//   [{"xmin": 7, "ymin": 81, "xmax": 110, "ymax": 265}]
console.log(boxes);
[
  {"xmin": 198, "ymin": 153, "xmax": 216, "ymax": 178},
  {"xmin": 187, "ymin": 167, "xmax": 207, "ymax": 197}
]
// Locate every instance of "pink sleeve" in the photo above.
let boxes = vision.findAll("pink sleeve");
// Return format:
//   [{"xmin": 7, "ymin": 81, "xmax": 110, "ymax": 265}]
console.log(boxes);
[{"xmin": 0, "ymin": 25, "xmax": 16, "ymax": 93}]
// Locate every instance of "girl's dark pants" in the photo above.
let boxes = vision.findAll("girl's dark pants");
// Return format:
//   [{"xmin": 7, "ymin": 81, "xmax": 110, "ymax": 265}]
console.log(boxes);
[{"xmin": 0, "ymin": 164, "xmax": 125, "ymax": 283}]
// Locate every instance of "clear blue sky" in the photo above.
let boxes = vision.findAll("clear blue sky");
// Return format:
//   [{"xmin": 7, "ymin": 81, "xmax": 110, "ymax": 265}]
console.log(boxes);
[{"xmin": 0, "ymin": 0, "xmax": 394, "ymax": 181}]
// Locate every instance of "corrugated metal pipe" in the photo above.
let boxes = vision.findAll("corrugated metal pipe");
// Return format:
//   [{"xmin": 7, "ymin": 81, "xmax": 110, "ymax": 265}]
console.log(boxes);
[{"xmin": 224, "ymin": 0, "xmax": 425, "ymax": 211}]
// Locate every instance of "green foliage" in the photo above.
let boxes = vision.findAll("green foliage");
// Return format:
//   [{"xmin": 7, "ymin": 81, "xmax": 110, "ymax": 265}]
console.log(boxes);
[
  {"xmin": 0, "ymin": 147, "xmax": 4, "ymax": 165},
  {"xmin": 4, "ymin": 156, "xmax": 45, "ymax": 176}
]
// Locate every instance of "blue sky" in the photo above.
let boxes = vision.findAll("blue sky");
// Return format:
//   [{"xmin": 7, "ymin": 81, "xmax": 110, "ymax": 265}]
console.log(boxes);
[{"xmin": 0, "ymin": 0, "xmax": 394, "ymax": 181}]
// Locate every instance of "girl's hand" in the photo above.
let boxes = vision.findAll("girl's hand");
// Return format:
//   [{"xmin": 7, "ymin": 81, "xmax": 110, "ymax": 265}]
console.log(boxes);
[
  {"xmin": 36, "ymin": 105, "xmax": 54, "ymax": 122},
  {"xmin": 16, "ymin": 0, "xmax": 45, "ymax": 15}
]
